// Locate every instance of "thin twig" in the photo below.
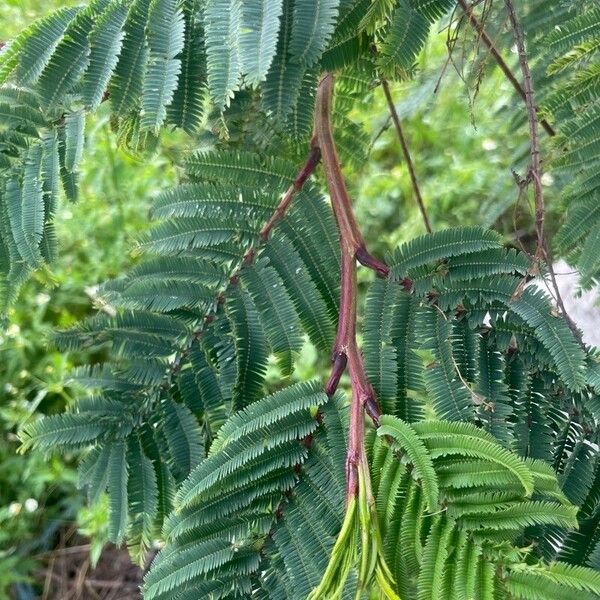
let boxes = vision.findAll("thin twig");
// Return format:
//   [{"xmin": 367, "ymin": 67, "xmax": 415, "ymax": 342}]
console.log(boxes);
[
  {"xmin": 85, "ymin": 579, "xmax": 141, "ymax": 590},
  {"xmin": 457, "ymin": 0, "xmax": 555, "ymax": 137},
  {"xmin": 161, "ymin": 140, "xmax": 323, "ymax": 387},
  {"xmin": 368, "ymin": 115, "xmax": 392, "ymax": 154},
  {"xmin": 381, "ymin": 78, "xmax": 432, "ymax": 233},
  {"xmin": 260, "ymin": 139, "xmax": 321, "ymax": 241},
  {"xmin": 504, "ymin": 0, "xmax": 579, "ymax": 339},
  {"xmin": 41, "ymin": 555, "xmax": 55, "ymax": 600}
]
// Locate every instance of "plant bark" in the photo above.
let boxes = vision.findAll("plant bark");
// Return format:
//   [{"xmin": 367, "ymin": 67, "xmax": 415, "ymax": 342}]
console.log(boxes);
[{"xmin": 315, "ymin": 73, "xmax": 384, "ymax": 498}]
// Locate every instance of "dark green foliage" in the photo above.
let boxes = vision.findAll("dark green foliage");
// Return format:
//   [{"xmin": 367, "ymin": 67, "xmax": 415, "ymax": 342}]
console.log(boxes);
[
  {"xmin": 539, "ymin": 3, "xmax": 600, "ymax": 289},
  {"xmin": 19, "ymin": 145, "xmax": 341, "ymax": 564},
  {"xmin": 5, "ymin": 0, "xmax": 600, "ymax": 598},
  {"xmin": 0, "ymin": 0, "xmax": 457, "ymax": 304}
]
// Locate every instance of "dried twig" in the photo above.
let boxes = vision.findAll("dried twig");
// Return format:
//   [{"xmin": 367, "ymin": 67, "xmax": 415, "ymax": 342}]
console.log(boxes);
[
  {"xmin": 457, "ymin": 0, "xmax": 556, "ymax": 137},
  {"xmin": 504, "ymin": 0, "xmax": 579, "ymax": 338},
  {"xmin": 381, "ymin": 78, "xmax": 433, "ymax": 233}
]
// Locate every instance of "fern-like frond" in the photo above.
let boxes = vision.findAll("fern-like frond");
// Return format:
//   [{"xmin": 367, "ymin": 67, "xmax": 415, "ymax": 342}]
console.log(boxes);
[
  {"xmin": 204, "ymin": 0, "xmax": 241, "ymax": 110},
  {"xmin": 378, "ymin": 1, "xmax": 430, "ymax": 77},
  {"xmin": 240, "ymin": 0, "xmax": 283, "ymax": 85},
  {"xmin": 377, "ymin": 415, "xmax": 439, "ymax": 511},
  {"xmin": 141, "ymin": 0, "xmax": 185, "ymax": 131},
  {"xmin": 165, "ymin": 0, "xmax": 206, "ymax": 135},
  {"xmin": 37, "ymin": 0, "xmax": 110, "ymax": 107},
  {"xmin": 0, "ymin": 6, "xmax": 81, "ymax": 85},
  {"xmin": 388, "ymin": 227, "xmax": 502, "ymax": 279},
  {"xmin": 262, "ymin": 2, "xmax": 306, "ymax": 123},
  {"xmin": 545, "ymin": 7, "xmax": 600, "ymax": 54},
  {"xmin": 289, "ymin": 0, "xmax": 340, "ymax": 66},
  {"xmin": 82, "ymin": 0, "xmax": 129, "ymax": 109}
]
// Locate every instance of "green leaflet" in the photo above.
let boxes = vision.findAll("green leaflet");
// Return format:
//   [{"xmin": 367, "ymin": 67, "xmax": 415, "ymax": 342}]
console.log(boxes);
[
  {"xmin": 388, "ymin": 227, "xmax": 503, "ymax": 278},
  {"xmin": 541, "ymin": 5, "xmax": 600, "ymax": 293},
  {"xmin": 162, "ymin": 397, "xmax": 204, "ymax": 482},
  {"xmin": 377, "ymin": 415, "xmax": 439, "ymax": 512},
  {"xmin": 20, "ymin": 412, "xmax": 109, "ymax": 452},
  {"xmin": 545, "ymin": 7, "xmax": 600, "ymax": 53},
  {"xmin": 127, "ymin": 436, "xmax": 159, "ymax": 564},
  {"xmin": 263, "ymin": 236, "xmax": 335, "ymax": 352},
  {"xmin": 363, "ymin": 278, "xmax": 401, "ymax": 415},
  {"xmin": 110, "ymin": 0, "xmax": 152, "ymax": 115},
  {"xmin": 416, "ymin": 516, "xmax": 454, "ymax": 600},
  {"xmin": 4, "ymin": 6, "xmax": 82, "ymax": 85},
  {"xmin": 227, "ymin": 286, "xmax": 270, "ymax": 409},
  {"xmin": 241, "ymin": 259, "xmax": 303, "ymax": 375},
  {"xmin": 289, "ymin": 0, "xmax": 340, "ymax": 66},
  {"xmin": 5, "ymin": 171, "xmax": 43, "ymax": 268},
  {"xmin": 37, "ymin": 0, "xmax": 112, "ymax": 107},
  {"xmin": 63, "ymin": 110, "xmax": 85, "ymax": 173},
  {"xmin": 141, "ymin": 0, "xmax": 185, "ymax": 131},
  {"xmin": 167, "ymin": 0, "xmax": 207, "ymax": 134},
  {"xmin": 261, "ymin": 0, "xmax": 305, "ymax": 122},
  {"xmin": 414, "ymin": 306, "xmax": 473, "ymax": 421},
  {"xmin": 240, "ymin": 0, "xmax": 283, "ymax": 85},
  {"xmin": 413, "ymin": 420, "xmax": 534, "ymax": 496},
  {"xmin": 108, "ymin": 440, "xmax": 129, "ymax": 544},
  {"xmin": 378, "ymin": 1, "xmax": 430, "ymax": 76},
  {"xmin": 411, "ymin": 0, "xmax": 456, "ymax": 22},
  {"xmin": 82, "ymin": 0, "xmax": 129, "ymax": 109},
  {"xmin": 204, "ymin": 0, "xmax": 241, "ymax": 110},
  {"xmin": 368, "ymin": 412, "xmax": 594, "ymax": 600}
]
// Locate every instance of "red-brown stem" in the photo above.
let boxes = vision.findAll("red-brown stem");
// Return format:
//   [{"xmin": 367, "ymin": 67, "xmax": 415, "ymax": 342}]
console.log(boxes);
[
  {"xmin": 164, "ymin": 139, "xmax": 319, "ymax": 385},
  {"xmin": 347, "ymin": 336, "xmax": 379, "ymax": 495},
  {"xmin": 260, "ymin": 139, "xmax": 321, "ymax": 241},
  {"xmin": 457, "ymin": 0, "xmax": 555, "ymax": 137},
  {"xmin": 355, "ymin": 246, "xmax": 390, "ymax": 278},
  {"xmin": 340, "ymin": 250, "xmax": 360, "ymax": 496},
  {"xmin": 381, "ymin": 78, "xmax": 432, "ymax": 234},
  {"xmin": 316, "ymin": 74, "xmax": 366, "ymax": 252},
  {"xmin": 316, "ymin": 72, "xmax": 383, "ymax": 499},
  {"xmin": 346, "ymin": 343, "xmax": 365, "ymax": 497},
  {"xmin": 335, "ymin": 248, "xmax": 358, "ymax": 355},
  {"xmin": 325, "ymin": 351, "xmax": 347, "ymax": 397}
]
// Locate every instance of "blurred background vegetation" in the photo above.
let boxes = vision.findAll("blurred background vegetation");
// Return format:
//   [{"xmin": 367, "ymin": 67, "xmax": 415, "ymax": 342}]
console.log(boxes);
[{"xmin": 0, "ymin": 0, "xmax": 561, "ymax": 597}]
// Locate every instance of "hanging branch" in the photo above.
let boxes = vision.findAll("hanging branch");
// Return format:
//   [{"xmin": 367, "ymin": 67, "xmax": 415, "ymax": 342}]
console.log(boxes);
[
  {"xmin": 457, "ymin": 0, "xmax": 556, "ymax": 137},
  {"xmin": 381, "ymin": 78, "xmax": 432, "ymax": 233},
  {"xmin": 315, "ymin": 73, "xmax": 385, "ymax": 496},
  {"xmin": 503, "ymin": 0, "xmax": 579, "ymax": 338},
  {"xmin": 308, "ymin": 77, "xmax": 398, "ymax": 598}
]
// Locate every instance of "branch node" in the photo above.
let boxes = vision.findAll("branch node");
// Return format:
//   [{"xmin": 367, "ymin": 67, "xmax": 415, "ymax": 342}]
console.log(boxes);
[
  {"xmin": 355, "ymin": 246, "xmax": 390, "ymax": 277},
  {"xmin": 364, "ymin": 392, "xmax": 381, "ymax": 427},
  {"xmin": 326, "ymin": 352, "xmax": 348, "ymax": 397}
]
